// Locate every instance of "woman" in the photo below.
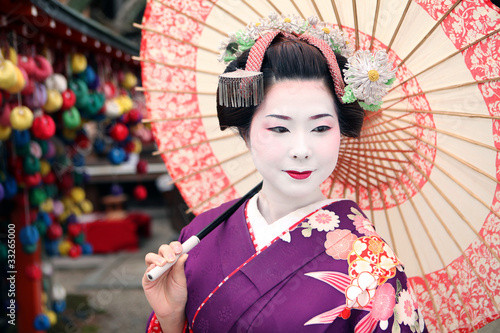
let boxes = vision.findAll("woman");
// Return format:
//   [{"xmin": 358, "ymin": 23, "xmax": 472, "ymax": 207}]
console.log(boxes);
[{"xmin": 143, "ymin": 14, "xmax": 426, "ymax": 333}]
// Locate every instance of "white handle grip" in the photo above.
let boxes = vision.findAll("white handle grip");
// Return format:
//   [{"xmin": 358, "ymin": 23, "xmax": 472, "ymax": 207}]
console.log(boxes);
[{"xmin": 147, "ymin": 235, "xmax": 200, "ymax": 281}]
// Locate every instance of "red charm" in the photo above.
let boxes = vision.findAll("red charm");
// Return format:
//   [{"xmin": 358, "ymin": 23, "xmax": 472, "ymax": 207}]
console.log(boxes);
[
  {"xmin": 68, "ymin": 244, "xmax": 82, "ymax": 258},
  {"xmin": 109, "ymin": 123, "xmax": 129, "ymax": 142},
  {"xmin": 133, "ymin": 184, "xmax": 148, "ymax": 201},
  {"xmin": 26, "ymin": 264, "xmax": 43, "ymax": 280},
  {"xmin": 25, "ymin": 173, "xmax": 42, "ymax": 188},
  {"xmin": 136, "ymin": 159, "xmax": 148, "ymax": 174},
  {"xmin": 61, "ymin": 89, "xmax": 76, "ymax": 110},
  {"xmin": 32, "ymin": 114, "xmax": 56, "ymax": 140},
  {"xmin": 67, "ymin": 223, "xmax": 82, "ymax": 237},
  {"xmin": 42, "ymin": 171, "xmax": 56, "ymax": 185},
  {"xmin": 47, "ymin": 223, "xmax": 63, "ymax": 240},
  {"xmin": 340, "ymin": 307, "xmax": 351, "ymax": 319}
]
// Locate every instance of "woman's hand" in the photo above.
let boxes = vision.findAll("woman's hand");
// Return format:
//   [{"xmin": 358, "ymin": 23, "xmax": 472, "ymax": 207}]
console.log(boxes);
[{"xmin": 143, "ymin": 241, "xmax": 188, "ymax": 332}]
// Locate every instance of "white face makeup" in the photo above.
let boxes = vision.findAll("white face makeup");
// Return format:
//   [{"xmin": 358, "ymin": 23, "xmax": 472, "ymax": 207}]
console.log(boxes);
[{"xmin": 248, "ymin": 80, "xmax": 341, "ymax": 206}]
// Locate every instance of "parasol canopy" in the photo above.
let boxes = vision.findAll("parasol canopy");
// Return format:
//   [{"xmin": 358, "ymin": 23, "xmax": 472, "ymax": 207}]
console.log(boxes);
[{"xmin": 137, "ymin": 0, "xmax": 500, "ymax": 331}]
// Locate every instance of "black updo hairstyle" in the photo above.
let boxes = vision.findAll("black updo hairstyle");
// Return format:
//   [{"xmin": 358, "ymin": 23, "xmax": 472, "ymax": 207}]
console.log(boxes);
[{"xmin": 216, "ymin": 35, "xmax": 365, "ymax": 140}]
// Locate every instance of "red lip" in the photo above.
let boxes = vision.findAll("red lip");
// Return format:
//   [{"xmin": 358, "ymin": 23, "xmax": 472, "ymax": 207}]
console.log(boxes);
[{"xmin": 285, "ymin": 170, "xmax": 312, "ymax": 180}]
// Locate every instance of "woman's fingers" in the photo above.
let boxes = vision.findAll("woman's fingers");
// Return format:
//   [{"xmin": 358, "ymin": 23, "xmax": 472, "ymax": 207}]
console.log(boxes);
[{"xmin": 144, "ymin": 241, "xmax": 185, "ymax": 272}]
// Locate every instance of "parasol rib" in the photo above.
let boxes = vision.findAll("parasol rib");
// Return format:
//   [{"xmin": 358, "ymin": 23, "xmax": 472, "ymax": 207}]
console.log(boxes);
[
  {"xmin": 386, "ymin": 0, "xmax": 412, "ymax": 51},
  {"xmin": 290, "ymin": 0, "xmax": 305, "ymax": 20},
  {"xmin": 329, "ymin": 0, "xmax": 343, "ymax": 31},
  {"xmin": 310, "ymin": 0, "xmax": 324, "ymax": 22},
  {"xmin": 362, "ymin": 112, "xmax": 410, "ymax": 131},
  {"xmin": 132, "ymin": 56, "xmax": 220, "ymax": 76},
  {"xmin": 263, "ymin": 0, "xmax": 282, "ymax": 15},
  {"xmin": 334, "ymin": 164, "xmax": 379, "ymax": 188},
  {"xmin": 388, "ymin": 120, "xmax": 500, "ymax": 185},
  {"xmin": 335, "ymin": 158, "xmax": 396, "ymax": 187},
  {"xmin": 397, "ymin": 0, "xmax": 463, "ymax": 68},
  {"xmin": 390, "ymin": 27, "xmax": 500, "ymax": 93},
  {"xmin": 345, "ymin": 137, "xmax": 414, "ymax": 147},
  {"xmin": 351, "ymin": 0, "xmax": 359, "ymax": 51},
  {"xmin": 336, "ymin": 155, "xmax": 401, "ymax": 182},
  {"xmin": 186, "ymin": 169, "xmax": 259, "ymax": 214},
  {"xmin": 387, "ymin": 133, "xmax": 500, "ymax": 313},
  {"xmin": 242, "ymin": 0, "xmax": 264, "ymax": 18},
  {"xmin": 383, "ymin": 113, "xmax": 498, "ymax": 152},
  {"xmin": 142, "ymin": 114, "xmax": 218, "ymax": 124},
  {"xmin": 383, "ymin": 77, "xmax": 500, "ymax": 104},
  {"xmin": 381, "ymin": 130, "xmax": 500, "ymax": 315},
  {"xmin": 132, "ymin": 23, "xmax": 218, "ymax": 55},
  {"xmin": 378, "ymin": 138, "xmax": 478, "ymax": 328},
  {"xmin": 381, "ymin": 123, "xmax": 500, "ymax": 265},
  {"xmin": 413, "ymin": 182, "xmax": 500, "ymax": 313},
  {"xmin": 153, "ymin": 133, "xmax": 236, "ymax": 155},
  {"xmin": 135, "ymin": 87, "xmax": 215, "ymax": 95},
  {"xmin": 369, "ymin": 0, "xmax": 381, "ymax": 52},
  {"xmin": 206, "ymin": 0, "xmax": 247, "ymax": 26},
  {"xmin": 384, "ymin": 108, "xmax": 500, "ymax": 120},
  {"xmin": 153, "ymin": 0, "xmax": 227, "ymax": 36},
  {"xmin": 169, "ymin": 150, "xmax": 250, "ymax": 184},
  {"xmin": 339, "ymin": 149, "xmax": 411, "ymax": 165},
  {"xmin": 359, "ymin": 125, "xmax": 415, "ymax": 139}
]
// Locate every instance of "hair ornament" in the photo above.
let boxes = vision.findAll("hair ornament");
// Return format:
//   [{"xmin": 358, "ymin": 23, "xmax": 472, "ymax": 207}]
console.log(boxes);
[{"xmin": 217, "ymin": 12, "xmax": 396, "ymax": 111}]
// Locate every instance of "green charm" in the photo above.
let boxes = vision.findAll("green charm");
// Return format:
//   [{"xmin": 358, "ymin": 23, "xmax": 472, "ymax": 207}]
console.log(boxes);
[
  {"xmin": 359, "ymin": 101, "xmax": 383, "ymax": 112},
  {"xmin": 341, "ymin": 86, "xmax": 357, "ymax": 104}
]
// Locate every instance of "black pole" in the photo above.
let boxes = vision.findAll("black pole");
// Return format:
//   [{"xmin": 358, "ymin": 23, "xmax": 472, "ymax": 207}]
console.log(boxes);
[{"xmin": 196, "ymin": 181, "xmax": 263, "ymax": 240}]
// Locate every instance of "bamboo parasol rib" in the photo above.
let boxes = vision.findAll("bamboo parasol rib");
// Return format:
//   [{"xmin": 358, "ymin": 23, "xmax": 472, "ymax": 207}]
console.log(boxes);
[
  {"xmin": 153, "ymin": 0, "xmax": 228, "ymax": 36},
  {"xmin": 133, "ymin": 23, "xmax": 219, "ymax": 54},
  {"xmin": 386, "ymin": 0, "xmax": 412, "ymax": 51},
  {"xmin": 369, "ymin": 0, "xmax": 381, "ymax": 52},
  {"xmin": 329, "ymin": 0, "xmax": 343, "ymax": 31},
  {"xmin": 379, "ymin": 132, "xmax": 500, "ymax": 314},
  {"xmin": 397, "ymin": 0, "xmax": 463, "ymax": 68},
  {"xmin": 142, "ymin": 114, "xmax": 218, "ymax": 124},
  {"xmin": 351, "ymin": 0, "xmax": 359, "ymax": 51},
  {"xmin": 390, "ymin": 27, "xmax": 500, "ymax": 93},
  {"xmin": 153, "ymin": 133, "xmax": 236, "ymax": 155},
  {"xmin": 310, "ymin": 0, "xmax": 324, "ymax": 22},
  {"xmin": 132, "ymin": 56, "xmax": 220, "ymax": 76},
  {"xmin": 169, "ymin": 150, "xmax": 250, "ymax": 185},
  {"xmin": 383, "ymin": 77, "xmax": 500, "ymax": 104},
  {"xmin": 186, "ymin": 168, "xmax": 258, "ymax": 214}
]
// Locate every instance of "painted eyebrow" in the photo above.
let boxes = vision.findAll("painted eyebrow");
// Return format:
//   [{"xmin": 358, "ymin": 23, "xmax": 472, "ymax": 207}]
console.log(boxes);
[
  {"xmin": 265, "ymin": 113, "xmax": 334, "ymax": 120},
  {"xmin": 309, "ymin": 113, "xmax": 334, "ymax": 120}
]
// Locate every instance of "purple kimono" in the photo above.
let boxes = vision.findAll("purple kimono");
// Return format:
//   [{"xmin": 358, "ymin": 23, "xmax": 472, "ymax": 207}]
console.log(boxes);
[{"xmin": 149, "ymin": 198, "xmax": 427, "ymax": 333}]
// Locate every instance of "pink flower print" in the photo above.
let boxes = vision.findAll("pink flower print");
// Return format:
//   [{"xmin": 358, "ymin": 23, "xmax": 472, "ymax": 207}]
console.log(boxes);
[
  {"xmin": 324, "ymin": 229, "xmax": 358, "ymax": 260},
  {"xmin": 348, "ymin": 207, "xmax": 378, "ymax": 236},
  {"xmin": 395, "ymin": 289, "xmax": 416, "ymax": 326},
  {"xmin": 371, "ymin": 283, "xmax": 395, "ymax": 329},
  {"xmin": 308, "ymin": 209, "xmax": 339, "ymax": 232},
  {"xmin": 353, "ymin": 215, "xmax": 378, "ymax": 236}
]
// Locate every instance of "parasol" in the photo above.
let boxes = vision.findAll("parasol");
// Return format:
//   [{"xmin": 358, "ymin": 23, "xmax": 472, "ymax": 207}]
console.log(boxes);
[{"xmin": 136, "ymin": 0, "xmax": 500, "ymax": 331}]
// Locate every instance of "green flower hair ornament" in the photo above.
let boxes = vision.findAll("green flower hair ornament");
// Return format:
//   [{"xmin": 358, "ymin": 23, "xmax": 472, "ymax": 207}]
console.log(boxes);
[{"xmin": 217, "ymin": 12, "xmax": 397, "ymax": 111}]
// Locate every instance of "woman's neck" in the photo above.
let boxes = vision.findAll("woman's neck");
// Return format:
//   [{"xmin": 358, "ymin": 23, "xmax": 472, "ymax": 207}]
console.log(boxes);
[{"xmin": 256, "ymin": 184, "xmax": 326, "ymax": 224}]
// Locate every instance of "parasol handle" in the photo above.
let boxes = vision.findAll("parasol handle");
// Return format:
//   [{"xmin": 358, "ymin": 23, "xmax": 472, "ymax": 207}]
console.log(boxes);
[{"xmin": 147, "ymin": 235, "xmax": 200, "ymax": 281}]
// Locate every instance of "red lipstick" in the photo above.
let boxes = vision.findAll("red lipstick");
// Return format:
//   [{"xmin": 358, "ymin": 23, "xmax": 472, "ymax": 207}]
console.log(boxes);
[{"xmin": 285, "ymin": 170, "xmax": 312, "ymax": 180}]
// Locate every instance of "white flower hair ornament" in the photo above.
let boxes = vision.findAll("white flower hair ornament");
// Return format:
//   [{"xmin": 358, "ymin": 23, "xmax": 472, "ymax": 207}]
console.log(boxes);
[{"xmin": 217, "ymin": 13, "xmax": 396, "ymax": 111}]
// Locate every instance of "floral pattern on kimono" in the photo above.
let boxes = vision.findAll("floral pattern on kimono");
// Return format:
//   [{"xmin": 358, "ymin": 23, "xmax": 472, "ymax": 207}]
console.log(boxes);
[{"xmin": 301, "ymin": 206, "xmax": 425, "ymax": 332}]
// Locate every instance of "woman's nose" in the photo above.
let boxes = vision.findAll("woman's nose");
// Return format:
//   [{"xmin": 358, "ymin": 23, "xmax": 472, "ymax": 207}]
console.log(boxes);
[{"xmin": 289, "ymin": 134, "xmax": 310, "ymax": 159}]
